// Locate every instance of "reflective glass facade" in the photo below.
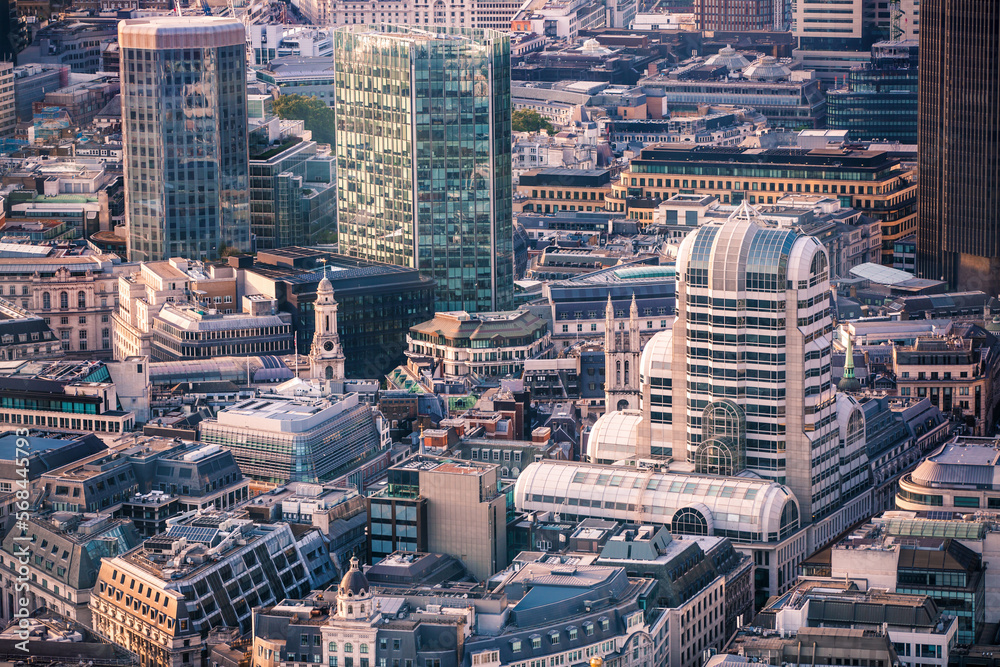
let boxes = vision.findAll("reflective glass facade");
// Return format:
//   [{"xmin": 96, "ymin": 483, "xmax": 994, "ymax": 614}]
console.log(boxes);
[
  {"xmin": 333, "ymin": 25, "xmax": 513, "ymax": 312},
  {"xmin": 827, "ymin": 42, "xmax": 918, "ymax": 144},
  {"xmin": 120, "ymin": 19, "xmax": 251, "ymax": 262}
]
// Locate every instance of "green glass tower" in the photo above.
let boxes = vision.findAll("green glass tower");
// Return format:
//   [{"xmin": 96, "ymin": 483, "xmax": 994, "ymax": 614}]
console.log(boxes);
[{"xmin": 333, "ymin": 25, "xmax": 513, "ymax": 313}]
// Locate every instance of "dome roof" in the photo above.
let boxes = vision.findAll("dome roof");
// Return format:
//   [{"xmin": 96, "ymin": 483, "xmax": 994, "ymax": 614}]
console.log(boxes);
[
  {"xmin": 706, "ymin": 45, "xmax": 750, "ymax": 71},
  {"xmin": 339, "ymin": 557, "xmax": 370, "ymax": 597},
  {"xmin": 743, "ymin": 56, "xmax": 791, "ymax": 81},
  {"xmin": 837, "ymin": 375, "xmax": 863, "ymax": 392},
  {"xmin": 318, "ymin": 274, "xmax": 333, "ymax": 293},
  {"xmin": 581, "ymin": 37, "xmax": 612, "ymax": 55}
]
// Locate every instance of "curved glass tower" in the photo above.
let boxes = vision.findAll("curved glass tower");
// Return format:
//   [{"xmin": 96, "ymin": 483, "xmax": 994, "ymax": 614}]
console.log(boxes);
[{"xmin": 119, "ymin": 18, "xmax": 251, "ymax": 262}]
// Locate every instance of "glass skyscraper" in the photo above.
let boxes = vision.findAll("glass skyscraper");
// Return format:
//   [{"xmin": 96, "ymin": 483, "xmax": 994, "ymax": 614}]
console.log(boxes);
[
  {"xmin": 333, "ymin": 25, "xmax": 513, "ymax": 313},
  {"xmin": 119, "ymin": 18, "xmax": 251, "ymax": 262}
]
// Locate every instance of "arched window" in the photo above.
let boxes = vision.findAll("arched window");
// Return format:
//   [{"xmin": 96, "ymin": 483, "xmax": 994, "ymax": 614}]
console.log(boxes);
[
  {"xmin": 624, "ymin": 359, "xmax": 629, "ymax": 385},
  {"xmin": 42, "ymin": 292, "xmax": 50, "ymax": 310},
  {"xmin": 59, "ymin": 292, "xmax": 68, "ymax": 309},
  {"xmin": 671, "ymin": 507, "xmax": 708, "ymax": 536},
  {"xmin": 780, "ymin": 500, "xmax": 800, "ymax": 539},
  {"xmin": 325, "ymin": 315, "xmax": 330, "ymax": 332},
  {"xmin": 344, "ymin": 643, "xmax": 353, "ymax": 653},
  {"xmin": 77, "ymin": 291, "xmax": 86, "ymax": 309},
  {"xmin": 325, "ymin": 366, "xmax": 334, "ymax": 380},
  {"xmin": 617, "ymin": 399, "xmax": 630, "ymax": 411}
]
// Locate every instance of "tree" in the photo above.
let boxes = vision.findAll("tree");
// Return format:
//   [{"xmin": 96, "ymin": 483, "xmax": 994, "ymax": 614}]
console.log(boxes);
[
  {"xmin": 272, "ymin": 94, "xmax": 336, "ymax": 145},
  {"xmin": 512, "ymin": 109, "xmax": 556, "ymax": 135}
]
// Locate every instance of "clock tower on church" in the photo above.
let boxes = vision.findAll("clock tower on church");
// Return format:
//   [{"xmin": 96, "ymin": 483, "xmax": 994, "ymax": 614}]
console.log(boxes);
[{"xmin": 309, "ymin": 273, "xmax": 345, "ymax": 380}]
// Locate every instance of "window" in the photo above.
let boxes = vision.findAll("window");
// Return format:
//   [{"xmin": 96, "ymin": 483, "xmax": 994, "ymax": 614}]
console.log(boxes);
[{"xmin": 60, "ymin": 292, "xmax": 68, "ymax": 309}]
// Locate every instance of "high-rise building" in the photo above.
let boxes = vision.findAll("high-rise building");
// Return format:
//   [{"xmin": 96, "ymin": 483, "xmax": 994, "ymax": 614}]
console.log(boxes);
[
  {"xmin": 589, "ymin": 202, "xmax": 871, "ymax": 530},
  {"xmin": 917, "ymin": 0, "xmax": 1000, "ymax": 295},
  {"xmin": 0, "ymin": 61, "xmax": 14, "ymax": 137},
  {"xmin": 333, "ymin": 25, "xmax": 513, "ymax": 313},
  {"xmin": 367, "ymin": 455, "xmax": 508, "ymax": 581},
  {"xmin": 119, "ymin": 18, "xmax": 251, "ymax": 262},
  {"xmin": 826, "ymin": 40, "xmax": 918, "ymax": 144},
  {"xmin": 697, "ymin": 0, "xmax": 780, "ymax": 31}
]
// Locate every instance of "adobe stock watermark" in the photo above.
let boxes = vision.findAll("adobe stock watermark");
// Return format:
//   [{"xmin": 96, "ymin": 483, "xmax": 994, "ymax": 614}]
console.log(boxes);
[{"xmin": 11, "ymin": 428, "xmax": 32, "ymax": 652}]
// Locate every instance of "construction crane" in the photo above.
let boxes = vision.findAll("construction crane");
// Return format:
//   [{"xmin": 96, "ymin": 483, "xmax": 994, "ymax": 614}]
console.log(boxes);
[
  {"xmin": 227, "ymin": 0, "xmax": 256, "ymax": 67},
  {"xmin": 889, "ymin": 0, "xmax": 905, "ymax": 42}
]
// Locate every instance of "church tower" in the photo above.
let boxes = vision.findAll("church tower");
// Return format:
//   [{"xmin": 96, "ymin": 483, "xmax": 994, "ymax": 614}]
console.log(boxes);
[
  {"xmin": 309, "ymin": 273, "xmax": 345, "ymax": 381},
  {"xmin": 604, "ymin": 293, "xmax": 641, "ymax": 411}
]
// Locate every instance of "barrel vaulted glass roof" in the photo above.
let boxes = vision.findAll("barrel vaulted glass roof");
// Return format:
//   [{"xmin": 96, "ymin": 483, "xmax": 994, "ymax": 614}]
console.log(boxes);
[{"xmin": 514, "ymin": 460, "xmax": 800, "ymax": 542}]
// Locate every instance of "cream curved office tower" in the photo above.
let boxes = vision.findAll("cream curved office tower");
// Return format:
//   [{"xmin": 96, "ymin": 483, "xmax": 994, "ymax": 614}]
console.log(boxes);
[
  {"xmin": 332, "ymin": 25, "xmax": 513, "ymax": 313},
  {"xmin": 590, "ymin": 202, "xmax": 871, "ymax": 532},
  {"xmin": 118, "ymin": 18, "xmax": 251, "ymax": 262}
]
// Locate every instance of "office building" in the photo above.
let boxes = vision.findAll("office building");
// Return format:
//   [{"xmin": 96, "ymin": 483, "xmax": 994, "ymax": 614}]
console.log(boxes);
[
  {"xmin": 697, "ymin": 0, "xmax": 779, "ymax": 31},
  {"xmin": 405, "ymin": 310, "xmax": 551, "ymax": 380},
  {"xmin": 114, "ymin": 259, "xmax": 296, "ymax": 362},
  {"xmin": 917, "ymin": 0, "xmax": 1000, "ymax": 295},
  {"xmin": 543, "ymin": 262, "xmax": 677, "ymax": 351},
  {"xmin": 244, "ymin": 482, "xmax": 368, "ymax": 578},
  {"xmin": 515, "ymin": 168, "xmax": 613, "ymax": 214},
  {"xmin": 594, "ymin": 527, "xmax": 754, "ymax": 667},
  {"xmin": 326, "ymin": 0, "xmax": 524, "ymax": 31},
  {"xmin": 39, "ymin": 437, "xmax": 249, "ymax": 515},
  {"xmin": 717, "ymin": 628, "xmax": 902, "ymax": 666},
  {"xmin": 607, "ymin": 145, "xmax": 916, "ymax": 266},
  {"xmin": 0, "ymin": 242, "xmax": 121, "ymax": 357},
  {"xmin": 254, "ymin": 57, "xmax": 336, "ymax": 107},
  {"xmin": 0, "ymin": 61, "xmax": 13, "ymax": 137},
  {"xmin": 802, "ymin": 519, "xmax": 985, "ymax": 644},
  {"xmin": 0, "ymin": 512, "xmax": 142, "ymax": 626},
  {"xmin": 0, "ymin": 359, "xmax": 136, "ymax": 436},
  {"xmin": 333, "ymin": 25, "xmax": 513, "ymax": 312},
  {"xmin": 638, "ymin": 54, "xmax": 826, "ymax": 130},
  {"xmin": 827, "ymin": 41, "xmax": 919, "ymax": 144},
  {"xmin": 247, "ymin": 25, "xmax": 332, "ymax": 66},
  {"xmin": 897, "ymin": 435, "xmax": 1000, "ymax": 514},
  {"xmin": 19, "ymin": 20, "xmax": 118, "ymax": 73},
  {"xmin": 892, "ymin": 324, "xmax": 1000, "ymax": 436},
  {"xmin": 31, "ymin": 75, "xmax": 119, "ymax": 127},
  {"xmin": 791, "ymin": 0, "xmax": 883, "ymax": 83},
  {"xmin": 510, "ymin": 0, "xmax": 607, "ymax": 40},
  {"xmin": 597, "ymin": 202, "xmax": 868, "ymax": 525},
  {"xmin": 367, "ymin": 455, "xmax": 508, "ymax": 581},
  {"xmin": 861, "ymin": 396, "xmax": 950, "ymax": 512},
  {"xmin": 12, "ymin": 64, "xmax": 66, "ymax": 122},
  {"xmin": 246, "ymin": 248, "xmax": 436, "ymax": 380},
  {"xmin": 90, "ymin": 517, "xmax": 327, "ymax": 667},
  {"xmin": 249, "ymin": 119, "xmax": 336, "ymax": 250},
  {"xmin": 751, "ymin": 579, "xmax": 958, "ymax": 667},
  {"xmin": 119, "ymin": 18, "xmax": 251, "ymax": 262},
  {"xmin": 462, "ymin": 555, "xmax": 667, "ymax": 666},
  {"xmin": 201, "ymin": 394, "xmax": 385, "ymax": 486},
  {"xmin": 0, "ymin": 431, "xmax": 107, "ymax": 490},
  {"xmin": 514, "ymin": 459, "xmax": 805, "ymax": 607},
  {"xmin": 0, "ymin": 298, "xmax": 61, "ymax": 360}
]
